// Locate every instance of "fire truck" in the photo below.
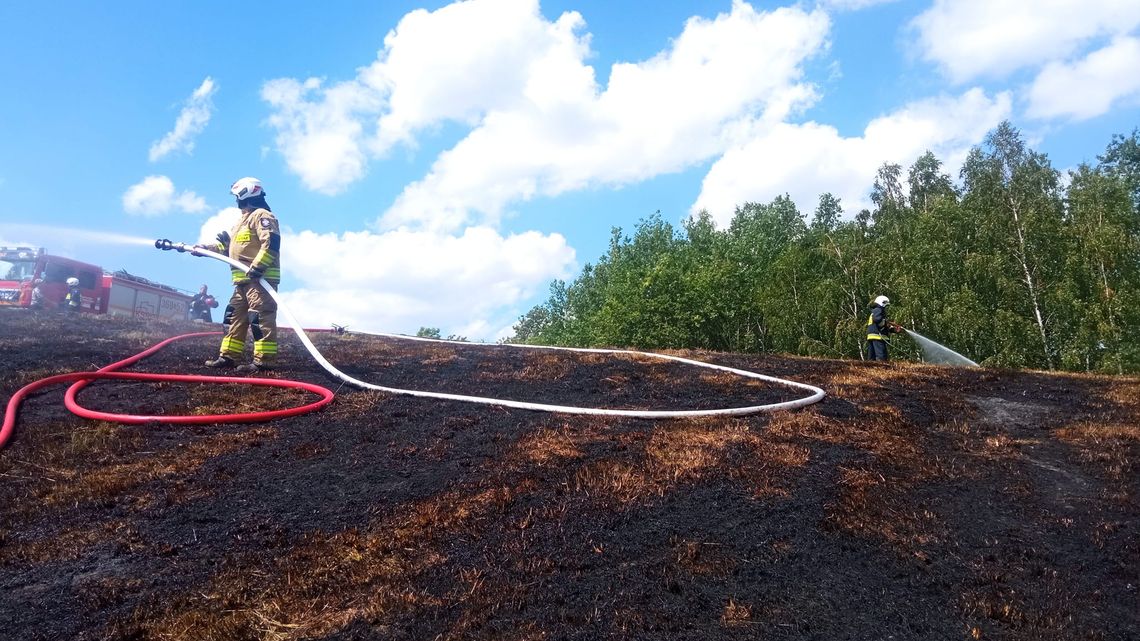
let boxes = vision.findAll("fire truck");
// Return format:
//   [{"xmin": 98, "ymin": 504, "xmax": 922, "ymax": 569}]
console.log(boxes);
[{"xmin": 0, "ymin": 246, "xmax": 193, "ymax": 320}]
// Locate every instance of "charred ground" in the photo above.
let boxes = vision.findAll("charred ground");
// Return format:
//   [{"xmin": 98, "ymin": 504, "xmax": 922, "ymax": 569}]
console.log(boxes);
[{"xmin": 0, "ymin": 309, "xmax": 1136, "ymax": 640}]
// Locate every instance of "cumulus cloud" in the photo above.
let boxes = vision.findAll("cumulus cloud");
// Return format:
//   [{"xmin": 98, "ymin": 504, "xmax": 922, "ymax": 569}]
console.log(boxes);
[
  {"xmin": 263, "ymin": 0, "xmax": 830, "ymax": 229},
  {"xmin": 149, "ymin": 77, "xmax": 218, "ymax": 162},
  {"xmin": 197, "ymin": 217, "xmax": 575, "ymax": 338},
  {"xmin": 691, "ymin": 88, "xmax": 1012, "ymax": 224},
  {"xmin": 197, "ymin": 207, "xmax": 242, "ymax": 245},
  {"xmin": 123, "ymin": 175, "xmax": 208, "ymax": 216},
  {"xmin": 1027, "ymin": 36, "xmax": 1140, "ymax": 120},
  {"xmin": 261, "ymin": 77, "xmax": 380, "ymax": 195},
  {"xmin": 910, "ymin": 0, "xmax": 1140, "ymax": 83},
  {"xmin": 817, "ymin": 0, "xmax": 898, "ymax": 11}
]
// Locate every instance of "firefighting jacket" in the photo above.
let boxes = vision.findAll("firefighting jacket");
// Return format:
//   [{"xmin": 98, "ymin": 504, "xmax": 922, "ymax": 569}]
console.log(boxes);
[
  {"xmin": 65, "ymin": 285, "xmax": 81, "ymax": 308},
  {"xmin": 213, "ymin": 208, "xmax": 281, "ymax": 285},
  {"xmin": 866, "ymin": 304, "xmax": 896, "ymax": 341}
]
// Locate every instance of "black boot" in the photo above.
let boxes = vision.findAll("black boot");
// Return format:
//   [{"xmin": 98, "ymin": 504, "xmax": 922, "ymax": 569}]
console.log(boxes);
[{"xmin": 205, "ymin": 355, "xmax": 236, "ymax": 368}]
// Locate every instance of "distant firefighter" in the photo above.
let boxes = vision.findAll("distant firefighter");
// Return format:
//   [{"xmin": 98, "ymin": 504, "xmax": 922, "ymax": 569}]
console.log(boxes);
[
  {"xmin": 188, "ymin": 284, "xmax": 219, "ymax": 323},
  {"xmin": 28, "ymin": 279, "xmax": 44, "ymax": 309},
  {"xmin": 866, "ymin": 295, "xmax": 903, "ymax": 361},
  {"xmin": 64, "ymin": 277, "xmax": 81, "ymax": 312}
]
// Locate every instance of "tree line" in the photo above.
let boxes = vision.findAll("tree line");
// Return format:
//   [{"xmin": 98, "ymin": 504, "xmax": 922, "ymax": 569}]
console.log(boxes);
[{"xmin": 510, "ymin": 122, "xmax": 1140, "ymax": 373}]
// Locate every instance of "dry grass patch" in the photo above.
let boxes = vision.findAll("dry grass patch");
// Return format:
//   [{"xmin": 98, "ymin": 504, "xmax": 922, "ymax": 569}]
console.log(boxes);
[
  {"xmin": 126, "ymin": 486, "xmax": 511, "ymax": 640},
  {"xmin": 672, "ymin": 537, "xmax": 736, "ymax": 577},
  {"xmin": 1102, "ymin": 380, "xmax": 1140, "ymax": 409},
  {"xmin": 1055, "ymin": 421, "xmax": 1138, "ymax": 484},
  {"xmin": 518, "ymin": 351, "xmax": 574, "ymax": 380},
  {"xmin": 1056, "ymin": 422, "xmax": 1140, "ymax": 443},
  {"xmin": 570, "ymin": 420, "xmax": 808, "ymax": 506},
  {"xmin": 697, "ymin": 370, "xmax": 772, "ymax": 390},
  {"xmin": 722, "ymin": 598, "xmax": 755, "ymax": 626},
  {"xmin": 573, "ymin": 460, "xmax": 648, "ymax": 504},
  {"xmin": 1, "ymin": 518, "xmax": 139, "ymax": 564},
  {"xmin": 513, "ymin": 426, "xmax": 585, "ymax": 466},
  {"xmin": 825, "ymin": 466, "xmax": 944, "ymax": 553},
  {"xmin": 23, "ymin": 427, "xmax": 278, "ymax": 513},
  {"xmin": 417, "ymin": 344, "xmax": 461, "ymax": 367},
  {"xmin": 326, "ymin": 390, "xmax": 389, "ymax": 419}
]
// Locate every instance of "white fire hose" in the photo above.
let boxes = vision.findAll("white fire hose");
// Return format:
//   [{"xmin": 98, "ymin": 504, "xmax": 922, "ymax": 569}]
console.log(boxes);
[{"xmin": 157, "ymin": 240, "xmax": 825, "ymax": 418}]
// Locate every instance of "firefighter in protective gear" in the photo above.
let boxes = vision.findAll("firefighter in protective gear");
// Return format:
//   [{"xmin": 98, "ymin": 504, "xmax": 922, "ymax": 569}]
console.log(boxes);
[
  {"xmin": 866, "ymin": 295, "xmax": 901, "ymax": 362},
  {"xmin": 188, "ymin": 284, "xmax": 219, "ymax": 322},
  {"xmin": 196, "ymin": 177, "xmax": 281, "ymax": 373},
  {"xmin": 29, "ymin": 279, "xmax": 45, "ymax": 309},
  {"xmin": 64, "ymin": 277, "xmax": 81, "ymax": 312}
]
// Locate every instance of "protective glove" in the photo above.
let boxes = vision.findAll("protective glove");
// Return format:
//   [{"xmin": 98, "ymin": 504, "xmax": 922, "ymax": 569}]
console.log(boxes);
[
  {"xmin": 216, "ymin": 231, "xmax": 231, "ymax": 251},
  {"xmin": 190, "ymin": 244, "xmax": 205, "ymax": 257},
  {"xmin": 247, "ymin": 265, "xmax": 265, "ymax": 281}
]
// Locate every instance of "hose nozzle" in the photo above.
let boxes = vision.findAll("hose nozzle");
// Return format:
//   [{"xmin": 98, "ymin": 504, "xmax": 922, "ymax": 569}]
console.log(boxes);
[{"xmin": 154, "ymin": 239, "xmax": 190, "ymax": 253}]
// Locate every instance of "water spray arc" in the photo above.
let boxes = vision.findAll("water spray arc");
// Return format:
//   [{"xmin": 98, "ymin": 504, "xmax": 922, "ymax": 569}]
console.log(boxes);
[
  {"xmin": 155, "ymin": 239, "xmax": 827, "ymax": 418},
  {"xmin": 902, "ymin": 329, "xmax": 979, "ymax": 367}
]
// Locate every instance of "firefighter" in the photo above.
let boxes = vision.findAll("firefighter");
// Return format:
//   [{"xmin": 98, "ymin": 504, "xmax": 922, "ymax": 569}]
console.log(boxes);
[
  {"xmin": 188, "ymin": 284, "xmax": 219, "ymax": 323},
  {"xmin": 866, "ymin": 295, "xmax": 902, "ymax": 361},
  {"xmin": 195, "ymin": 177, "xmax": 281, "ymax": 373},
  {"xmin": 64, "ymin": 277, "xmax": 81, "ymax": 312},
  {"xmin": 28, "ymin": 279, "xmax": 44, "ymax": 309}
]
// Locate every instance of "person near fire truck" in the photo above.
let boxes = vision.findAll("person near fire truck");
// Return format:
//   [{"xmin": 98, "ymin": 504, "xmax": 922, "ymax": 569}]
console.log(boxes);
[
  {"xmin": 188, "ymin": 284, "xmax": 219, "ymax": 323},
  {"xmin": 64, "ymin": 277, "xmax": 81, "ymax": 312},
  {"xmin": 28, "ymin": 279, "xmax": 45, "ymax": 309},
  {"xmin": 194, "ymin": 177, "xmax": 281, "ymax": 373}
]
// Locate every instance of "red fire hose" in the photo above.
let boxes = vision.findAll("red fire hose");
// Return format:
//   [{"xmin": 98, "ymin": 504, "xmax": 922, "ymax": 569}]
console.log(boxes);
[{"xmin": 1, "ymin": 331, "xmax": 334, "ymax": 451}]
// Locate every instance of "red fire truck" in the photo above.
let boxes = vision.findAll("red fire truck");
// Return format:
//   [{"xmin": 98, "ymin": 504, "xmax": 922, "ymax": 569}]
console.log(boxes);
[{"xmin": 0, "ymin": 246, "xmax": 193, "ymax": 320}]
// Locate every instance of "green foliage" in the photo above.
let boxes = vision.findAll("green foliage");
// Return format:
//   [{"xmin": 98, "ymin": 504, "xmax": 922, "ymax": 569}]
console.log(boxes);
[
  {"xmin": 509, "ymin": 122, "xmax": 1140, "ymax": 373},
  {"xmin": 415, "ymin": 327, "xmax": 441, "ymax": 339}
]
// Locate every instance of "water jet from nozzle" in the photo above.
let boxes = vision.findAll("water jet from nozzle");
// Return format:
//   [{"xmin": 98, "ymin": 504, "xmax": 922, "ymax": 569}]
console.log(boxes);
[
  {"xmin": 0, "ymin": 223, "xmax": 157, "ymax": 248},
  {"xmin": 905, "ymin": 329, "xmax": 978, "ymax": 367}
]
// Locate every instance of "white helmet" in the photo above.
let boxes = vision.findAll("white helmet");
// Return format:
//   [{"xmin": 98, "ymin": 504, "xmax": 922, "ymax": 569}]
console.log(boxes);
[
  {"xmin": 874, "ymin": 295, "xmax": 890, "ymax": 307},
  {"xmin": 230, "ymin": 177, "xmax": 264, "ymax": 201},
  {"xmin": 66, "ymin": 277, "xmax": 80, "ymax": 286}
]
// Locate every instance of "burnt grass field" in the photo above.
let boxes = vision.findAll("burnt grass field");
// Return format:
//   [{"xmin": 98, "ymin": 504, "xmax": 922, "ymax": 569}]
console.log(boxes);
[{"xmin": 0, "ymin": 309, "xmax": 1137, "ymax": 641}]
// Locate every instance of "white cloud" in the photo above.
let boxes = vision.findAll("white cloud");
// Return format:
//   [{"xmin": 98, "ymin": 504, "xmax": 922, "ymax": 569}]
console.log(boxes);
[
  {"xmin": 263, "ymin": 0, "xmax": 830, "ymax": 228},
  {"xmin": 196, "ymin": 224, "xmax": 576, "ymax": 339},
  {"xmin": 262, "ymin": 77, "xmax": 380, "ymax": 195},
  {"xmin": 383, "ymin": 2, "xmax": 828, "ymax": 231},
  {"xmin": 197, "ymin": 207, "xmax": 242, "ymax": 245},
  {"xmin": 691, "ymin": 88, "xmax": 1012, "ymax": 224},
  {"xmin": 910, "ymin": 0, "xmax": 1140, "ymax": 83},
  {"xmin": 149, "ymin": 77, "xmax": 218, "ymax": 162},
  {"xmin": 122, "ymin": 175, "xmax": 209, "ymax": 216},
  {"xmin": 1027, "ymin": 36, "xmax": 1140, "ymax": 120},
  {"xmin": 818, "ymin": 0, "xmax": 898, "ymax": 11}
]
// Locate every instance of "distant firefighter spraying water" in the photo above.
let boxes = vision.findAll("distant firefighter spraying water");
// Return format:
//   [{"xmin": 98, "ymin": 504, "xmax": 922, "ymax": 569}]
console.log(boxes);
[
  {"xmin": 865, "ymin": 295, "xmax": 903, "ymax": 362},
  {"xmin": 193, "ymin": 177, "xmax": 282, "ymax": 373}
]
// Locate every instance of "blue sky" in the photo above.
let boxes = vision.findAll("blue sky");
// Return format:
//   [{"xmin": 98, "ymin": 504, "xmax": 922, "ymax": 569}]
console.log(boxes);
[{"xmin": 1, "ymin": 0, "xmax": 1138, "ymax": 339}]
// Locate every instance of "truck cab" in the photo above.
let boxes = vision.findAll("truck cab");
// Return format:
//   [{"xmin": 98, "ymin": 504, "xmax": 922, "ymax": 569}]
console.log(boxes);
[{"xmin": 0, "ymin": 246, "xmax": 164, "ymax": 314}]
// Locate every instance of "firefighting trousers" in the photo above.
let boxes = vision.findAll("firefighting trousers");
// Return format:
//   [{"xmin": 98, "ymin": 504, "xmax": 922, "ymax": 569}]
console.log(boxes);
[
  {"xmin": 218, "ymin": 280, "xmax": 278, "ymax": 364},
  {"xmin": 866, "ymin": 339, "xmax": 889, "ymax": 362}
]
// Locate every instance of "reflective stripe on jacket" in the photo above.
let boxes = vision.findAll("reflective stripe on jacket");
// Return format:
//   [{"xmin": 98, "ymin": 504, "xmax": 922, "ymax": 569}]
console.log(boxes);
[
  {"xmin": 215, "ymin": 207, "xmax": 281, "ymax": 284},
  {"xmin": 866, "ymin": 304, "xmax": 890, "ymax": 341}
]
